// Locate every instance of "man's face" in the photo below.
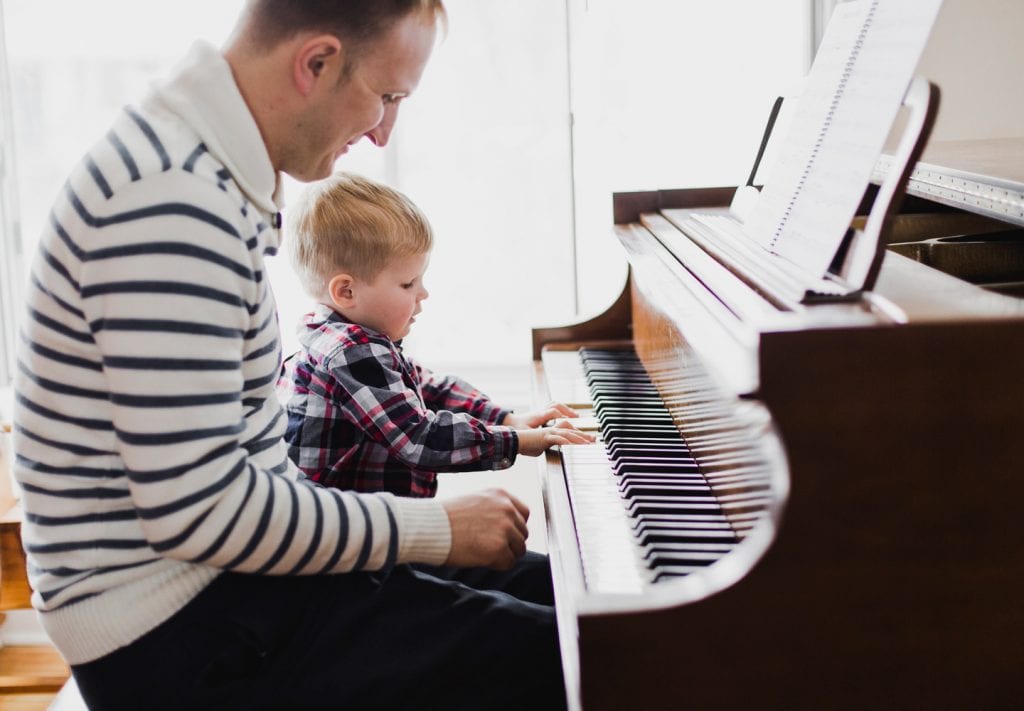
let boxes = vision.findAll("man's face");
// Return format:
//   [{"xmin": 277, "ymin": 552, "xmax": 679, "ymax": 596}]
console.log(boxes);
[{"xmin": 292, "ymin": 12, "xmax": 437, "ymax": 181}]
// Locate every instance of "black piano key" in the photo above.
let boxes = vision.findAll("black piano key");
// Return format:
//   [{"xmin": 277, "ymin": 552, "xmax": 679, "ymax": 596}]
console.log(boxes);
[
  {"xmin": 633, "ymin": 513, "xmax": 731, "ymax": 527},
  {"xmin": 638, "ymin": 529, "xmax": 737, "ymax": 545},
  {"xmin": 603, "ymin": 427, "xmax": 680, "ymax": 439},
  {"xmin": 602, "ymin": 436, "xmax": 692, "ymax": 448},
  {"xmin": 593, "ymin": 396, "xmax": 664, "ymax": 405},
  {"xmin": 610, "ymin": 449, "xmax": 696, "ymax": 460},
  {"xmin": 610, "ymin": 453, "xmax": 693, "ymax": 465},
  {"xmin": 653, "ymin": 568, "xmax": 707, "ymax": 581},
  {"xmin": 642, "ymin": 542, "xmax": 734, "ymax": 558},
  {"xmin": 607, "ymin": 445, "xmax": 693, "ymax": 459},
  {"xmin": 645, "ymin": 549, "xmax": 726, "ymax": 569},
  {"xmin": 600, "ymin": 418, "xmax": 677, "ymax": 429},
  {"xmin": 618, "ymin": 473, "xmax": 707, "ymax": 485},
  {"xmin": 626, "ymin": 506, "xmax": 724, "ymax": 524},
  {"xmin": 617, "ymin": 469, "xmax": 703, "ymax": 482},
  {"xmin": 617, "ymin": 474, "xmax": 707, "ymax": 485},
  {"xmin": 614, "ymin": 461, "xmax": 702, "ymax": 475},
  {"xmin": 621, "ymin": 484, "xmax": 712, "ymax": 498}
]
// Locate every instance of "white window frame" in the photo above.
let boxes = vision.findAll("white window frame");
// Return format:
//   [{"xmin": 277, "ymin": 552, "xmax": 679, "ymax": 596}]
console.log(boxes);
[{"xmin": 0, "ymin": 2, "xmax": 22, "ymax": 390}]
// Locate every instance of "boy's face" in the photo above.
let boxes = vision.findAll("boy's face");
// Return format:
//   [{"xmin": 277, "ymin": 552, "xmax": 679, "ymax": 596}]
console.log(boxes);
[{"xmin": 345, "ymin": 251, "xmax": 430, "ymax": 341}]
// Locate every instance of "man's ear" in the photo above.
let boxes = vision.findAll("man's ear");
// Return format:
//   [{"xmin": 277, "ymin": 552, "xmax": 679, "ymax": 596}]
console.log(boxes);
[
  {"xmin": 293, "ymin": 35, "xmax": 343, "ymax": 96},
  {"xmin": 327, "ymin": 273, "xmax": 357, "ymax": 310}
]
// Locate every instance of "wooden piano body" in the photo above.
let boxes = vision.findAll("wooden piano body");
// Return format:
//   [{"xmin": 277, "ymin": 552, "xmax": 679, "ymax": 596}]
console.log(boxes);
[{"xmin": 532, "ymin": 140, "xmax": 1024, "ymax": 710}]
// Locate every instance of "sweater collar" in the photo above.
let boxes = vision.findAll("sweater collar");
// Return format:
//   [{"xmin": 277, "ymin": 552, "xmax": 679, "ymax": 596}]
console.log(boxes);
[{"xmin": 148, "ymin": 40, "xmax": 283, "ymax": 215}]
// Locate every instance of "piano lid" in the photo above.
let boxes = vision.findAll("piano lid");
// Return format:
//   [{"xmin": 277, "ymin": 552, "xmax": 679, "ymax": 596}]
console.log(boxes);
[{"xmin": 873, "ymin": 137, "xmax": 1024, "ymax": 227}]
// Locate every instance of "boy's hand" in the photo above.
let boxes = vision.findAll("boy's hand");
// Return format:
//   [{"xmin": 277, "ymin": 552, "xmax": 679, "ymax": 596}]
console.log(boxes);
[
  {"xmin": 503, "ymin": 402, "xmax": 580, "ymax": 429},
  {"xmin": 516, "ymin": 425, "xmax": 595, "ymax": 457}
]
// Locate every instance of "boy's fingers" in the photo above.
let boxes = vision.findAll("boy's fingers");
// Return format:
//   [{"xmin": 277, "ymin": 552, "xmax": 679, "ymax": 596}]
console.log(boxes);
[
  {"xmin": 549, "ymin": 402, "xmax": 578, "ymax": 418},
  {"xmin": 546, "ymin": 428, "xmax": 594, "ymax": 445}
]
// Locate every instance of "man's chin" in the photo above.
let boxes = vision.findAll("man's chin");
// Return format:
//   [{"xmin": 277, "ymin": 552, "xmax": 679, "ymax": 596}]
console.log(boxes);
[{"xmin": 283, "ymin": 164, "xmax": 334, "ymax": 184}]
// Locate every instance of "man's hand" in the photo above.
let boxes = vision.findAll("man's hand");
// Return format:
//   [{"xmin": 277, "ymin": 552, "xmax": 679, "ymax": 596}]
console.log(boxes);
[
  {"xmin": 503, "ymin": 402, "xmax": 580, "ymax": 429},
  {"xmin": 516, "ymin": 425, "xmax": 595, "ymax": 457},
  {"xmin": 442, "ymin": 489, "xmax": 531, "ymax": 570}
]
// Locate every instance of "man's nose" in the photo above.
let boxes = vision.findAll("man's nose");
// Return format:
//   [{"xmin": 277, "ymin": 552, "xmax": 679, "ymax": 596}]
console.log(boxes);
[{"xmin": 365, "ymin": 104, "xmax": 399, "ymax": 147}]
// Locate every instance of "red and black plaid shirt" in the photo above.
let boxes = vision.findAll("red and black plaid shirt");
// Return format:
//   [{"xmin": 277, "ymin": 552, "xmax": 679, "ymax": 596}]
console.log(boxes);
[{"xmin": 278, "ymin": 305, "xmax": 517, "ymax": 497}]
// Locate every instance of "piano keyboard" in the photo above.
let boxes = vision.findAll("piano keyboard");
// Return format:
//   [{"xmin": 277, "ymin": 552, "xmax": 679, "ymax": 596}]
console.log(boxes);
[{"xmin": 557, "ymin": 347, "xmax": 778, "ymax": 595}]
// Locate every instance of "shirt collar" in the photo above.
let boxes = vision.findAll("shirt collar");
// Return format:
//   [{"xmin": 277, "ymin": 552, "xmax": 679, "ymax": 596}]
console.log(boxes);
[{"xmin": 301, "ymin": 304, "xmax": 402, "ymax": 348}]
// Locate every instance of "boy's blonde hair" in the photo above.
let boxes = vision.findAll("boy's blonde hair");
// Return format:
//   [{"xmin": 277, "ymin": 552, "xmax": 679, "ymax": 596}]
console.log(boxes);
[{"xmin": 287, "ymin": 172, "xmax": 433, "ymax": 300}]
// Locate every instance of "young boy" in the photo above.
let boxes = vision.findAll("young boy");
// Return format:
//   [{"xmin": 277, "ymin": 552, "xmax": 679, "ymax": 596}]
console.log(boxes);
[{"xmin": 278, "ymin": 172, "xmax": 593, "ymax": 497}]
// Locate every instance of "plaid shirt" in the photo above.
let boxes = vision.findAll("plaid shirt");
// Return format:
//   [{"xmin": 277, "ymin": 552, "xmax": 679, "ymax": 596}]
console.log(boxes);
[{"xmin": 278, "ymin": 305, "xmax": 517, "ymax": 497}]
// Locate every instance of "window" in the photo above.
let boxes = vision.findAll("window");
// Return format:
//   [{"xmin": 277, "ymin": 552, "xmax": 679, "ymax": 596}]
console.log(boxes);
[
  {"xmin": 1, "ymin": 0, "xmax": 247, "ymax": 390},
  {"xmin": 0, "ymin": 4, "xmax": 18, "ymax": 388},
  {"xmin": 1, "ymin": 0, "xmax": 811, "ymax": 375},
  {"xmin": 565, "ymin": 0, "xmax": 811, "ymax": 316}
]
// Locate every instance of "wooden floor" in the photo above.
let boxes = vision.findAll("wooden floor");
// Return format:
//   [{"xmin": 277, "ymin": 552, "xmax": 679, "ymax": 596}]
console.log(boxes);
[
  {"xmin": 0, "ymin": 693, "xmax": 61, "ymax": 711},
  {"xmin": 2, "ymin": 499, "xmax": 73, "ymax": 709},
  {"xmin": 0, "ymin": 644, "xmax": 69, "ymax": 710}
]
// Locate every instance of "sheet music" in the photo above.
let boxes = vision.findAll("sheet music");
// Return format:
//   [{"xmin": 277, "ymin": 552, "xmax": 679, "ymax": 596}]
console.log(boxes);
[{"xmin": 743, "ymin": 0, "xmax": 944, "ymax": 284}]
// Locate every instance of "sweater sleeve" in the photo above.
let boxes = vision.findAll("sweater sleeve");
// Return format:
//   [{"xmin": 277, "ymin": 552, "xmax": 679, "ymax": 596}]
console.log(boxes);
[
  {"xmin": 79, "ymin": 174, "xmax": 451, "ymax": 573},
  {"xmin": 411, "ymin": 356, "xmax": 511, "ymax": 425},
  {"xmin": 323, "ymin": 342, "xmax": 518, "ymax": 472}
]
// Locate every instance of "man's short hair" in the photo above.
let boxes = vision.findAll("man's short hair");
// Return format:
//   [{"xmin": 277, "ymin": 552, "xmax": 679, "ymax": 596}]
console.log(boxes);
[
  {"xmin": 288, "ymin": 172, "xmax": 434, "ymax": 300},
  {"xmin": 243, "ymin": 0, "xmax": 446, "ymax": 56}
]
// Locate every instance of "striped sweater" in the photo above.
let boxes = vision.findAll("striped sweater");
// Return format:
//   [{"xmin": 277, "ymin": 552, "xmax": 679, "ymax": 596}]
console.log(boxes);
[{"xmin": 12, "ymin": 41, "xmax": 451, "ymax": 665}]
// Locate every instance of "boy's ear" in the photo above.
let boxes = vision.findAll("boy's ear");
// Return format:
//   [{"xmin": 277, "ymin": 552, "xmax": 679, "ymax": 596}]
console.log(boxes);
[{"xmin": 327, "ymin": 273, "xmax": 357, "ymax": 309}]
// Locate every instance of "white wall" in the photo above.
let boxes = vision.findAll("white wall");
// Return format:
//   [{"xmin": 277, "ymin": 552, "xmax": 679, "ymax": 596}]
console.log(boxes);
[{"xmin": 915, "ymin": 0, "xmax": 1024, "ymax": 141}]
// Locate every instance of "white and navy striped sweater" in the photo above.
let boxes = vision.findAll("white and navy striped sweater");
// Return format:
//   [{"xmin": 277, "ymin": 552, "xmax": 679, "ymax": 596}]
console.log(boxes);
[{"xmin": 12, "ymin": 42, "xmax": 451, "ymax": 665}]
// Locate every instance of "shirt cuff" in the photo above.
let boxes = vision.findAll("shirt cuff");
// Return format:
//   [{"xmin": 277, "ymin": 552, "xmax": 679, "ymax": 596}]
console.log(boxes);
[
  {"xmin": 394, "ymin": 497, "xmax": 452, "ymax": 566},
  {"xmin": 478, "ymin": 403, "xmax": 511, "ymax": 426},
  {"xmin": 484, "ymin": 426, "xmax": 518, "ymax": 470}
]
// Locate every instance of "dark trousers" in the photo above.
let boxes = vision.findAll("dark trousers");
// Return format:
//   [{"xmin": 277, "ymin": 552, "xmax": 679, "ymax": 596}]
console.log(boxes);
[{"xmin": 71, "ymin": 552, "xmax": 567, "ymax": 710}]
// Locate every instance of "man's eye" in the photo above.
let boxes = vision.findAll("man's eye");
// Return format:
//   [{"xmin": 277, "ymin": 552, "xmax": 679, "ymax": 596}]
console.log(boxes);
[{"xmin": 383, "ymin": 94, "xmax": 401, "ymax": 105}]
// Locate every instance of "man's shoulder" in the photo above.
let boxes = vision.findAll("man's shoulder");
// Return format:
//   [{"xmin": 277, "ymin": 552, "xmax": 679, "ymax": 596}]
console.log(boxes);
[{"xmin": 76, "ymin": 105, "xmax": 248, "ymax": 221}]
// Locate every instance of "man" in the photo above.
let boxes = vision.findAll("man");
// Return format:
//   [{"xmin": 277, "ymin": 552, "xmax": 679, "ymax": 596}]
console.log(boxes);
[{"xmin": 13, "ymin": 2, "xmax": 566, "ymax": 708}]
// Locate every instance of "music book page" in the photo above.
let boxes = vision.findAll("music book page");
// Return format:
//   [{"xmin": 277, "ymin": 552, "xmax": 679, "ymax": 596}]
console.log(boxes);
[{"xmin": 743, "ymin": 0, "xmax": 944, "ymax": 284}]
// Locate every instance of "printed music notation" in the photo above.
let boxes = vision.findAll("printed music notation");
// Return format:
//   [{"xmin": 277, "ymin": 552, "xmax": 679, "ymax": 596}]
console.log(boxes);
[{"xmin": 742, "ymin": 0, "xmax": 945, "ymax": 290}]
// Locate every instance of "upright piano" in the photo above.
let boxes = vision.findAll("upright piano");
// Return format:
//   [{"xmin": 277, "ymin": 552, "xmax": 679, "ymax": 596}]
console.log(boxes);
[{"xmin": 531, "ymin": 136, "xmax": 1024, "ymax": 710}]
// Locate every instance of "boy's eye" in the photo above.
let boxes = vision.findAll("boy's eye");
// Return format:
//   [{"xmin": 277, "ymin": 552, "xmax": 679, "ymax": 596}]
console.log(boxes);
[
  {"xmin": 383, "ymin": 94, "xmax": 403, "ymax": 106},
  {"xmin": 401, "ymin": 281, "xmax": 415, "ymax": 289}
]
